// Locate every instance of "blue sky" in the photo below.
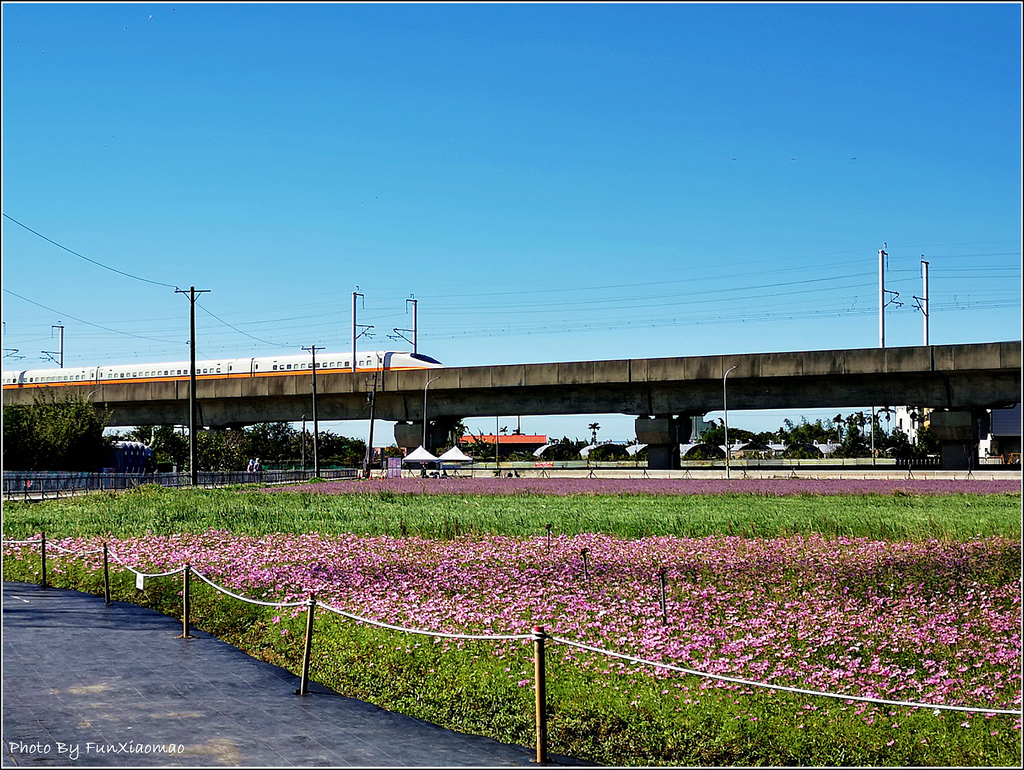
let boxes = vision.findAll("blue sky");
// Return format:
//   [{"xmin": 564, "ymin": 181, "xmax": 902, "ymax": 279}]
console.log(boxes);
[{"xmin": 3, "ymin": 3, "xmax": 1021, "ymax": 443}]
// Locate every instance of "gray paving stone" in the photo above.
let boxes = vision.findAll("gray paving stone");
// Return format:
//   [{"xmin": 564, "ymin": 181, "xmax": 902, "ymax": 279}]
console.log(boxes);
[{"xmin": 3, "ymin": 583, "xmax": 592, "ymax": 767}]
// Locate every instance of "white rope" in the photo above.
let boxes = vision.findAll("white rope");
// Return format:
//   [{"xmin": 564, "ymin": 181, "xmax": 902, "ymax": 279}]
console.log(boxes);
[
  {"xmin": 315, "ymin": 600, "xmax": 532, "ymax": 641},
  {"xmin": 549, "ymin": 635, "xmax": 1022, "ymax": 716},
  {"xmin": 189, "ymin": 568, "xmax": 307, "ymax": 608},
  {"xmin": 2, "ymin": 536, "xmax": 1019, "ymax": 716},
  {"xmin": 1, "ymin": 539, "xmax": 103, "ymax": 555},
  {"xmin": 47, "ymin": 543, "xmax": 104, "ymax": 555},
  {"xmin": 105, "ymin": 552, "xmax": 184, "ymax": 579}
]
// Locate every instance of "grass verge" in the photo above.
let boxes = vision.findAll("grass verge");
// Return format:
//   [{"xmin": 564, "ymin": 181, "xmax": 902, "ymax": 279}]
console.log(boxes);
[{"xmin": 2, "ymin": 486, "xmax": 1020, "ymax": 766}]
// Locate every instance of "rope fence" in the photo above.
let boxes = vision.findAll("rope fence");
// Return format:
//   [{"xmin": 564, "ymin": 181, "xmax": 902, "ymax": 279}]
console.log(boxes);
[{"xmin": 3, "ymin": 534, "xmax": 1021, "ymax": 764}]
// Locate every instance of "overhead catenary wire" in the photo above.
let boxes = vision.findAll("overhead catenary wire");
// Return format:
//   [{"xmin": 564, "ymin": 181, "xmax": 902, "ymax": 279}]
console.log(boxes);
[
  {"xmin": 3, "ymin": 289, "xmax": 180, "ymax": 345},
  {"xmin": 4, "ymin": 231, "xmax": 1019, "ymax": 362}
]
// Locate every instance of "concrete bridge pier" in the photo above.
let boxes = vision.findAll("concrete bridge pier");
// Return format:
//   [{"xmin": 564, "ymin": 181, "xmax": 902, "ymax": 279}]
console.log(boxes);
[
  {"xmin": 635, "ymin": 416, "xmax": 692, "ymax": 470},
  {"xmin": 928, "ymin": 409, "xmax": 990, "ymax": 470},
  {"xmin": 393, "ymin": 418, "xmax": 459, "ymax": 456}
]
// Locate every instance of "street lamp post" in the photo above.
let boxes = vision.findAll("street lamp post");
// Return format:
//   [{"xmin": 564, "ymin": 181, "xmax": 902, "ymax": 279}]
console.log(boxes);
[
  {"xmin": 422, "ymin": 376, "xmax": 441, "ymax": 450},
  {"xmin": 723, "ymin": 365, "xmax": 738, "ymax": 479}
]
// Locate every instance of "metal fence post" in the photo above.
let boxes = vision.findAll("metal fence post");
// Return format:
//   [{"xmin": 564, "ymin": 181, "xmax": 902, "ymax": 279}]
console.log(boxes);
[
  {"xmin": 40, "ymin": 531, "xmax": 47, "ymax": 589},
  {"xmin": 532, "ymin": 626, "xmax": 548, "ymax": 764},
  {"xmin": 103, "ymin": 543, "xmax": 111, "ymax": 605},
  {"xmin": 177, "ymin": 564, "xmax": 194, "ymax": 639},
  {"xmin": 659, "ymin": 568, "xmax": 668, "ymax": 626},
  {"xmin": 299, "ymin": 594, "xmax": 317, "ymax": 695}
]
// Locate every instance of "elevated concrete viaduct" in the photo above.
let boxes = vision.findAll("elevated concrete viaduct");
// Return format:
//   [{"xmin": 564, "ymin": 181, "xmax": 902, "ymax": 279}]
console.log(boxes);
[{"xmin": 6, "ymin": 341, "xmax": 1020, "ymax": 470}]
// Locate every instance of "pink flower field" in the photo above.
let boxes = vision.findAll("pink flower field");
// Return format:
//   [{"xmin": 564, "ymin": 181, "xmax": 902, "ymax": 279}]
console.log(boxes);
[
  {"xmin": 19, "ymin": 529, "xmax": 1021, "ymax": 722},
  {"xmin": 265, "ymin": 476, "xmax": 1021, "ymax": 496}
]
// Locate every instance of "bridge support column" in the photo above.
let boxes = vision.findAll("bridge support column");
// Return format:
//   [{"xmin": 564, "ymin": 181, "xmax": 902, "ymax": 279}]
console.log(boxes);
[
  {"xmin": 394, "ymin": 419, "xmax": 459, "ymax": 456},
  {"xmin": 394, "ymin": 422, "xmax": 424, "ymax": 454},
  {"xmin": 927, "ymin": 409, "xmax": 990, "ymax": 470},
  {"xmin": 635, "ymin": 416, "xmax": 691, "ymax": 470}
]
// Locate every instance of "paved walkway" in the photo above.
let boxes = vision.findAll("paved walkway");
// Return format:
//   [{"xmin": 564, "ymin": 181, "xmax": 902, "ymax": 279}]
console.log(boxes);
[{"xmin": 2, "ymin": 582, "xmax": 589, "ymax": 767}]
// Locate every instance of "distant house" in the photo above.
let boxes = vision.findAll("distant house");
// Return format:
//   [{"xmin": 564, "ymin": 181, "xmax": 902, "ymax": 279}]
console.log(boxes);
[
  {"xmin": 981, "ymin": 404, "xmax": 1022, "ymax": 463},
  {"xmin": 460, "ymin": 434, "xmax": 548, "ymax": 458}
]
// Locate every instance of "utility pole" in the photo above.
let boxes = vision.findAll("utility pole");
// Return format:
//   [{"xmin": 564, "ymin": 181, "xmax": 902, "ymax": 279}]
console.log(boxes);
[
  {"xmin": 364, "ymin": 371, "xmax": 378, "ymax": 477},
  {"xmin": 42, "ymin": 324, "xmax": 64, "ymax": 367},
  {"xmin": 408, "ymin": 298, "xmax": 417, "ymax": 354},
  {"xmin": 391, "ymin": 297, "xmax": 419, "ymax": 353},
  {"xmin": 175, "ymin": 286, "xmax": 210, "ymax": 487},
  {"xmin": 352, "ymin": 290, "xmax": 361, "ymax": 373},
  {"xmin": 878, "ymin": 244, "xmax": 887, "ymax": 348},
  {"xmin": 915, "ymin": 257, "xmax": 930, "ymax": 346},
  {"xmin": 878, "ymin": 243, "xmax": 902, "ymax": 348},
  {"xmin": 302, "ymin": 345, "xmax": 324, "ymax": 477},
  {"xmin": 351, "ymin": 289, "xmax": 373, "ymax": 373}
]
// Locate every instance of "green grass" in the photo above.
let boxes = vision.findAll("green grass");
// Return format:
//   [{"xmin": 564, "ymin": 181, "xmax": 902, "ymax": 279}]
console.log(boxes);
[
  {"xmin": 3, "ymin": 485, "xmax": 1021, "ymax": 766},
  {"xmin": 2, "ymin": 484, "xmax": 1020, "ymax": 541}
]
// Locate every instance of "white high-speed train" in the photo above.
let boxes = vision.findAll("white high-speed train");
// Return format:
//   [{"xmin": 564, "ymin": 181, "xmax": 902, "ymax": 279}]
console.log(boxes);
[{"xmin": 2, "ymin": 350, "xmax": 443, "ymax": 389}]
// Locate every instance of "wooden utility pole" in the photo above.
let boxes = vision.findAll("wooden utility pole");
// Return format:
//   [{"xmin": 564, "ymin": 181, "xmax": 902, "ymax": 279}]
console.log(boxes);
[{"xmin": 175, "ymin": 286, "xmax": 210, "ymax": 486}]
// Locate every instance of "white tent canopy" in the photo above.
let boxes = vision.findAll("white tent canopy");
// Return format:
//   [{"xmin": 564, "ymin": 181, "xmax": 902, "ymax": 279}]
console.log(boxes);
[
  {"xmin": 403, "ymin": 445, "xmax": 439, "ymax": 463},
  {"xmin": 438, "ymin": 446, "xmax": 473, "ymax": 463}
]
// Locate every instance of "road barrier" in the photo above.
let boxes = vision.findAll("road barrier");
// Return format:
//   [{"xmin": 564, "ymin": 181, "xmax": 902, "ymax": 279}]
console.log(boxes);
[{"xmin": 3, "ymin": 535, "xmax": 1020, "ymax": 764}]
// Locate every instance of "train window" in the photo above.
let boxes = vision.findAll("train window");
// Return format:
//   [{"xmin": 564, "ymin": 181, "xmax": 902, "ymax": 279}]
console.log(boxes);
[{"xmin": 410, "ymin": 353, "xmax": 444, "ymax": 365}]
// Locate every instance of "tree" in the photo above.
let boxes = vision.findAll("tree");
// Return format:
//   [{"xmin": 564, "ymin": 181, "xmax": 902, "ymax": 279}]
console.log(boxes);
[
  {"xmin": 588, "ymin": 422, "xmax": 601, "ymax": 444},
  {"xmin": 315, "ymin": 432, "xmax": 366, "ymax": 467},
  {"xmin": 839, "ymin": 412, "xmax": 870, "ymax": 458},
  {"xmin": 541, "ymin": 437, "xmax": 587, "ymax": 461},
  {"xmin": 114, "ymin": 425, "xmax": 188, "ymax": 471},
  {"xmin": 244, "ymin": 422, "xmax": 299, "ymax": 465},
  {"xmin": 779, "ymin": 417, "xmax": 839, "ymax": 446},
  {"xmin": 3, "ymin": 392, "xmax": 112, "ymax": 471},
  {"xmin": 700, "ymin": 424, "xmax": 756, "ymax": 448}
]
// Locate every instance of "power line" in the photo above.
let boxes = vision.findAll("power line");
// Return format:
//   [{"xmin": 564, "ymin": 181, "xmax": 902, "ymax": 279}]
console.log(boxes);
[
  {"xmin": 2, "ymin": 213, "xmax": 177, "ymax": 288},
  {"xmin": 196, "ymin": 303, "xmax": 295, "ymax": 349},
  {"xmin": 2, "ymin": 289, "xmax": 179, "ymax": 345}
]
